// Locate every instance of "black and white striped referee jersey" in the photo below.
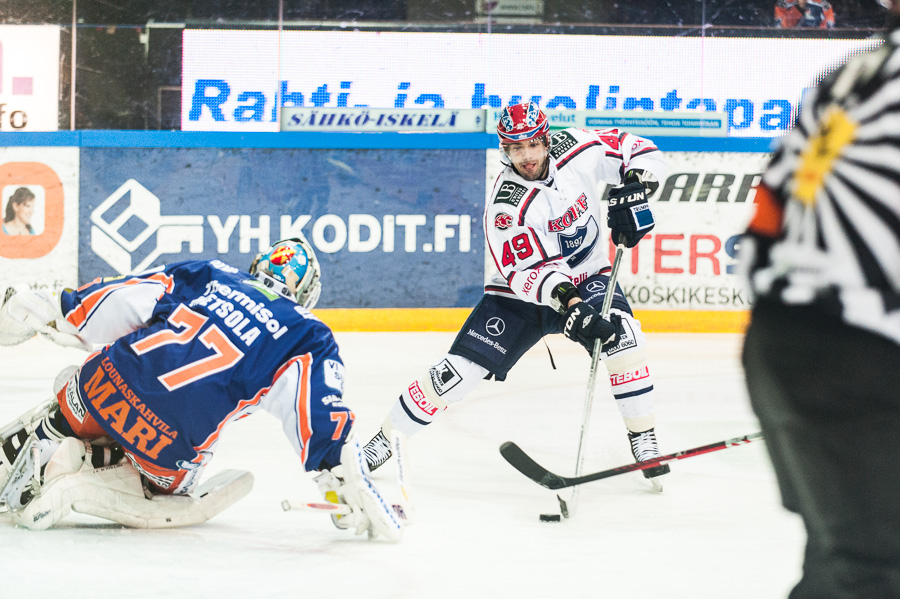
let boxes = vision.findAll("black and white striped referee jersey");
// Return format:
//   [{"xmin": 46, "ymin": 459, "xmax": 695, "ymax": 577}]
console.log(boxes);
[{"xmin": 742, "ymin": 21, "xmax": 900, "ymax": 344}]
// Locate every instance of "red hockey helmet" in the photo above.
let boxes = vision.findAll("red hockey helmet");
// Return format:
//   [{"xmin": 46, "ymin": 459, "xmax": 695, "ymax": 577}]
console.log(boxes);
[{"xmin": 497, "ymin": 102, "xmax": 549, "ymax": 144}]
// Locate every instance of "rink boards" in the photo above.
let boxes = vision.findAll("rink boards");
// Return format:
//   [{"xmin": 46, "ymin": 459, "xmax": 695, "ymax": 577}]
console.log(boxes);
[{"xmin": 0, "ymin": 132, "xmax": 769, "ymax": 332}]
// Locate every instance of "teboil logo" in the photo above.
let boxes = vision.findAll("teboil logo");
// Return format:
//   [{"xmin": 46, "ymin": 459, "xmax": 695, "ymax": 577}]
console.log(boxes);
[
  {"xmin": 610, "ymin": 365, "xmax": 650, "ymax": 386},
  {"xmin": 407, "ymin": 381, "xmax": 440, "ymax": 416}
]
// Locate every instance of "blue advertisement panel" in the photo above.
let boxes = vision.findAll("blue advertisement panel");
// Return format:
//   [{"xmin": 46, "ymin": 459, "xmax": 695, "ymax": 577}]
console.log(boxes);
[{"xmin": 79, "ymin": 148, "xmax": 484, "ymax": 308}]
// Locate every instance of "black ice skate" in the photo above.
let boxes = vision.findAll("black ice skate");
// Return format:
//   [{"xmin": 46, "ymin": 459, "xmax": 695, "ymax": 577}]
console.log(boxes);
[
  {"xmin": 362, "ymin": 430, "xmax": 393, "ymax": 472},
  {"xmin": 628, "ymin": 428, "xmax": 671, "ymax": 479}
]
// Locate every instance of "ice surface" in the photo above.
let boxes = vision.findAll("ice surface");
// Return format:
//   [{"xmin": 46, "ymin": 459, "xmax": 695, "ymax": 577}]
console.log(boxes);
[{"xmin": 0, "ymin": 332, "xmax": 803, "ymax": 598}]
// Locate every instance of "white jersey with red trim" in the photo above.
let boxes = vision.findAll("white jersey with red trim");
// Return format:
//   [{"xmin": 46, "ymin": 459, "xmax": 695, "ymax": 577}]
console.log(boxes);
[
  {"xmin": 484, "ymin": 127, "xmax": 667, "ymax": 307},
  {"xmin": 59, "ymin": 260, "xmax": 352, "ymax": 485}
]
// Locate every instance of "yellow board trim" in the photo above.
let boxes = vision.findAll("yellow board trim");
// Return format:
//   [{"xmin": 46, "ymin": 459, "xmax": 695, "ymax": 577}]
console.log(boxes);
[
  {"xmin": 315, "ymin": 308, "xmax": 751, "ymax": 333},
  {"xmin": 634, "ymin": 309, "xmax": 750, "ymax": 333}
]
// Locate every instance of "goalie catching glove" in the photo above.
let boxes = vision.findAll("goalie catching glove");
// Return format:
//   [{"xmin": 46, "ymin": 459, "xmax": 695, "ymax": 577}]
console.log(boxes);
[
  {"xmin": 0, "ymin": 286, "xmax": 91, "ymax": 350},
  {"xmin": 607, "ymin": 169, "xmax": 656, "ymax": 248}
]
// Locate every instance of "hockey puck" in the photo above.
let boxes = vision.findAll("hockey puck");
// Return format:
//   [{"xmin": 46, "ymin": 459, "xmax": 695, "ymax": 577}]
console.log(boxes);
[{"xmin": 539, "ymin": 513, "xmax": 561, "ymax": 522}]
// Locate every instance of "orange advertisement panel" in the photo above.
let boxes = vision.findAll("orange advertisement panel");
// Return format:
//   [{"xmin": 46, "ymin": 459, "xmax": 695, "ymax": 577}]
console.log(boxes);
[{"xmin": 0, "ymin": 148, "xmax": 79, "ymax": 294}]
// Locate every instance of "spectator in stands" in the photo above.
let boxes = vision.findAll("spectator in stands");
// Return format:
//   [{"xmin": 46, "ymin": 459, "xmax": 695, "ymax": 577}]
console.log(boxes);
[{"xmin": 775, "ymin": 0, "xmax": 836, "ymax": 28}]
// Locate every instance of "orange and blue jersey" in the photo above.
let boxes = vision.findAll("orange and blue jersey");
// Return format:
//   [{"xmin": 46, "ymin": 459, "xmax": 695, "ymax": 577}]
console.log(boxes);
[
  {"xmin": 57, "ymin": 260, "xmax": 352, "ymax": 494},
  {"xmin": 775, "ymin": 0, "xmax": 835, "ymax": 29}
]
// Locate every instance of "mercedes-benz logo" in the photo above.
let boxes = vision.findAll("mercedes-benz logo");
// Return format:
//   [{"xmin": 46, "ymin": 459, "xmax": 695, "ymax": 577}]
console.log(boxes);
[
  {"xmin": 586, "ymin": 281, "xmax": 605, "ymax": 293},
  {"xmin": 485, "ymin": 317, "xmax": 506, "ymax": 337}
]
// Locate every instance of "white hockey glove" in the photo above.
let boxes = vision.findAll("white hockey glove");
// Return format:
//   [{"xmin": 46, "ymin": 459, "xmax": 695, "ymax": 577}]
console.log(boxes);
[{"xmin": 0, "ymin": 286, "xmax": 91, "ymax": 350}]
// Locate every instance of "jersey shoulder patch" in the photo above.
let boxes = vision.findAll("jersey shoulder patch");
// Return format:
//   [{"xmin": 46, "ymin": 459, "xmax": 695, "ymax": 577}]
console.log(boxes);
[
  {"xmin": 493, "ymin": 180, "xmax": 530, "ymax": 208},
  {"xmin": 549, "ymin": 130, "xmax": 579, "ymax": 160}
]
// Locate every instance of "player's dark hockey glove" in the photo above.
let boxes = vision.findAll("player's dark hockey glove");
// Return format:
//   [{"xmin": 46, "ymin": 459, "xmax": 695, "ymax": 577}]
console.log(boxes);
[
  {"xmin": 562, "ymin": 302, "xmax": 624, "ymax": 353},
  {"xmin": 607, "ymin": 170, "xmax": 656, "ymax": 248}
]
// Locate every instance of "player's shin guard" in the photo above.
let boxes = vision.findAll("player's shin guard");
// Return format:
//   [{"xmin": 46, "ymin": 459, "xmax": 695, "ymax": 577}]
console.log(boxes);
[{"xmin": 603, "ymin": 320, "xmax": 669, "ymax": 479}]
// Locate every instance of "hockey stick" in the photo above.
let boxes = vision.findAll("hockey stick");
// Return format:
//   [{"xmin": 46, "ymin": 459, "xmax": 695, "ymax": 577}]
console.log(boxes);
[
  {"xmin": 560, "ymin": 243, "xmax": 626, "ymax": 517},
  {"xmin": 501, "ymin": 431, "xmax": 764, "ymax": 490}
]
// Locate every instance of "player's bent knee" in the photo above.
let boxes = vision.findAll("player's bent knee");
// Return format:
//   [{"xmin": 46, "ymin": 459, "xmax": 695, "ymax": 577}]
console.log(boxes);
[
  {"xmin": 602, "ymin": 310, "xmax": 649, "ymax": 374},
  {"xmin": 424, "ymin": 354, "xmax": 487, "ymax": 405},
  {"xmin": 604, "ymin": 344, "xmax": 648, "ymax": 374}
]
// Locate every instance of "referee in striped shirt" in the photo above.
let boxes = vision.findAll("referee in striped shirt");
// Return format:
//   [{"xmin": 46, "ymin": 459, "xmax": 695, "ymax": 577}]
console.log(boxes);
[{"xmin": 741, "ymin": 2, "xmax": 900, "ymax": 596}]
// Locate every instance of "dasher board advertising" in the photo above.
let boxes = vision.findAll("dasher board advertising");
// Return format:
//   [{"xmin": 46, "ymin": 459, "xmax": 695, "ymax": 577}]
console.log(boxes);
[
  {"xmin": 78, "ymin": 147, "xmax": 485, "ymax": 309},
  {"xmin": 183, "ymin": 29, "xmax": 876, "ymax": 136},
  {"xmin": 0, "ymin": 25, "xmax": 60, "ymax": 132},
  {"xmin": 281, "ymin": 107, "xmax": 486, "ymax": 132}
]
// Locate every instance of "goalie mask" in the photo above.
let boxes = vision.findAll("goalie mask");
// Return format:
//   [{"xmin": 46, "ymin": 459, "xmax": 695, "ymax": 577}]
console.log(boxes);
[{"xmin": 249, "ymin": 236, "xmax": 322, "ymax": 309}]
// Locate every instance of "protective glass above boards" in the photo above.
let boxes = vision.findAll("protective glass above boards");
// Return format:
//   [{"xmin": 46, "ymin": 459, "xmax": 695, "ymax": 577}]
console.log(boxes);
[{"xmin": 0, "ymin": 0, "xmax": 889, "ymax": 131}]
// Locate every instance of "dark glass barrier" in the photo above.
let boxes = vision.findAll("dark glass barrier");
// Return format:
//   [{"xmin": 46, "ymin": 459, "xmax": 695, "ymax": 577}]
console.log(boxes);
[{"xmin": 0, "ymin": 0, "xmax": 889, "ymax": 130}]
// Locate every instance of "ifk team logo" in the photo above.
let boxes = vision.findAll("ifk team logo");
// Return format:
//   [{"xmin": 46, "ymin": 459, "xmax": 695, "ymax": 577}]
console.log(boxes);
[
  {"xmin": 485, "ymin": 317, "xmax": 505, "ymax": 337},
  {"xmin": 90, "ymin": 179, "xmax": 204, "ymax": 275}
]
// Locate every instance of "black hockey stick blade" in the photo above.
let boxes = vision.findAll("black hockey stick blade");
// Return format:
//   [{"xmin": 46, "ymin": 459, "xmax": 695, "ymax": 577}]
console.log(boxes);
[
  {"xmin": 499, "ymin": 442, "xmax": 570, "ymax": 489},
  {"xmin": 500, "ymin": 431, "xmax": 764, "ymax": 491}
]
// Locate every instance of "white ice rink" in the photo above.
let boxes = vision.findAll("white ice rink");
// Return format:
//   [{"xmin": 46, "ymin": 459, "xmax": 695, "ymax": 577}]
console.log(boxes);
[{"xmin": 0, "ymin": 332, "xmax": 803, "ymax": 598}]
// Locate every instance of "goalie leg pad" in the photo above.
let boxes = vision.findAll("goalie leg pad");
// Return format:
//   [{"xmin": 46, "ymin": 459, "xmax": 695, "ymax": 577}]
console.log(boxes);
[
  {"xmin": 340, "ymin": 437, "xmax": 402, "ymax": 541},
  {"xmin": 11, "ymin": 439, "xmax": 253, "ymax": 530},
  {"xmin": 323, "ymin": 437, "xmax": 402, "ymax": 541},
  {"xmin": 0, "ymin": 399, "xmax": 62, "ymax": 506}
]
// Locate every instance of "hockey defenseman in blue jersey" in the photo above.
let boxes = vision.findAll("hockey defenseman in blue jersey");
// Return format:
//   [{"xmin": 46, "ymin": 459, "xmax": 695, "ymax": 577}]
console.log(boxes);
[{"xmin": 0, "ymin": 235, "xmax": 401, "ymax": 540}]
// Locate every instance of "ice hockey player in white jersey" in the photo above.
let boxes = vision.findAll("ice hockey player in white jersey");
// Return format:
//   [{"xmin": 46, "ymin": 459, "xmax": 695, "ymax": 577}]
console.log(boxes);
[
  {"xmin": 364, "ymin": 101, "xmax": 670, "ymax": 484},
  {"xmin": 0, "ymin": 234, "xmax": 401, "ymax": 540}
]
